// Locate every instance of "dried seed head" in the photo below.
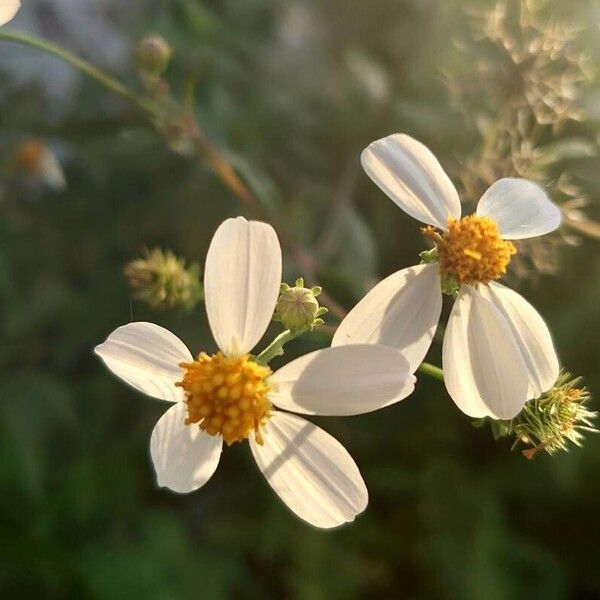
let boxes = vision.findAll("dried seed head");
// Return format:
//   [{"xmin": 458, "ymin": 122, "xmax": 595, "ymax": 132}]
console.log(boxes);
[{"xmin": 125, "ymin": 248, "xmax": 202, "ymax": 310}]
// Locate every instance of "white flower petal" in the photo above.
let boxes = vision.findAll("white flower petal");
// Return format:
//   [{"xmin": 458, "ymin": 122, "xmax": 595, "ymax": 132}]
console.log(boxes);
[
  {"xmin": 40, "ymin": 147, "xmax": 67, "ymax": 192},
  {"xmin": 361, "ymin": 134, "xmax": 461, "ymax": 229},
  {"xmin": 150, "ymin": 402, "xmax": 223, "ymax": 494},
  {"xmin": 476, "ymin": 178, "xmax": 561, "ymax": 239},
  {"xmin": 480, "ymin": 282, "xmax": 559, "ymax": 398},
  {"xmin": 332, "ymin": 263, "xmax": 442, "ymax": 373},
  {"xmin": 250, "ymin": 412, "xmax": 368, "ymax": 529},
  {"xmin": 0, "ymin": 0, "xmax": 20, "ymax": 26},
  {"xmin": 442, "ymin": 287, "xmax": 529, "ymax": 419},
  {"xmin": 95, "ymin": 322, "xmax": 191, "ymax": 402},
  {"xmin": 204, "ymin": 217, "xmax": 282, "ymax": 356},
  {"xmin": 269, "ymin": 345, "xmax": 415, "ymax": 415}
]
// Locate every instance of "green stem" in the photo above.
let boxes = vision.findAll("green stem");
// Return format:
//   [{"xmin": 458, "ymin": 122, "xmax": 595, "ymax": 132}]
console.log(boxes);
[
  {"xmin": 417, "ymin": 362, "xmax": 444, "ymax": 381},
  {"xmin": 0, "ymin": 29, "xmax": 159, "ymax": 117},
  {"xmin": 255, "ymin": 328, "xmax": 308, "ymax": 365}
]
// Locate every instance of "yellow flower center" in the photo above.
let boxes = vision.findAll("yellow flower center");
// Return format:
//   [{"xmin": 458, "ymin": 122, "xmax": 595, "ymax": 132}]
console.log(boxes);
[
  {"xmin": 423, "ymin": 215, "xmax": 517, "ymax": 284},
  {"xmin": 176, "ymin": 352, "xmax": 272, "ymax": 446}
]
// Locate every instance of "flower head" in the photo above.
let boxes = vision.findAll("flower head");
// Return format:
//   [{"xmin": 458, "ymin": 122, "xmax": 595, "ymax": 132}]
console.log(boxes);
[
  {"xmin": 125, "ymin": 248, "xmax": 202, "ymax": 310},
  {"xmin": 13, "ymin": 138, "xmax": 66, "ymax": 192},
  {"xmin": 0, "ymin": 0, "xmax": 20, "ymax": 27},
  {"xmin": 178, "ymin": 352, "xmax": 272, "ymax": 446},
  {"xmin": 513, "ymin": 373, "xmax": 596, "ymax": 459},
  {"xmin": 96, "ymin": 217, "xmax": 416, "ymax": 528},
  {"xmin": 423, "ymin": 216, "xmax": 517, "ymax": 284},
  {"xmin": 334, "ymin": 134, "xmax": 561, "ymax": 420}
]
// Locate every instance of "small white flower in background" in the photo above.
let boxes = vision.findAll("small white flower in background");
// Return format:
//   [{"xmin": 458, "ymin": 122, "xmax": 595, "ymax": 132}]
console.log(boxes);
[
  {"xmin": 0, "ymin": 0, "xmax": 19, "ymax": 26},
  {"xmin": 96, "ymin": 217, "xmax": 416, "ymax": 529},
  {"xmin": 334, "ymin": 134, "xmax": 561, "ymax": 420},
  {"xmin": 13, "ymin": 138, "xmax": 67, "ymax": 192}
]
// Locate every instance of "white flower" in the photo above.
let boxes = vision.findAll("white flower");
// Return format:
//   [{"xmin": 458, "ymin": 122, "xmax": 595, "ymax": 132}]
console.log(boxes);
[
  {"xmin": 333, "ymin": 134, "xmax": 561, "ymax": 420},
  {"xmin": 13, "ymin": 138, "xmax": 67, "ymax": 192},
  {"xmin": 96, "ymin": 217, "xmax": 415, "ymax": 529},
  {"xmin": 0, "ymin": 0, "xmax": 20, "ymax": 26}
]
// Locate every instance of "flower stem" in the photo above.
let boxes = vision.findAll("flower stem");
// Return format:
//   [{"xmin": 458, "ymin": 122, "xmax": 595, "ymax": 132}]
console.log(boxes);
[
  {"xmin": 255, "ymin": 328, "xmax": 308, "ymax": 365},
  {"xmin": 0, "ymin": 29, "xmax": 158, "ymax": 116},
  {"xmin": 417, "ymin": 361, "xmax": 444, "ymax": 381}
]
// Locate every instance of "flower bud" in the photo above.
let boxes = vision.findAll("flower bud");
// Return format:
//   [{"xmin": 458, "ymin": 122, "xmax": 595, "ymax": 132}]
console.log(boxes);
[
  {"xmin": 125, "ymin": 248, "xmax": 202, "ymax": 310},
  {"xmin": 135, "ymin": 35, "xmax": 172, "ymax": 75},
  {"xmin": 274, "ymin": 278, "xmax": 328, "ymax": 332}
]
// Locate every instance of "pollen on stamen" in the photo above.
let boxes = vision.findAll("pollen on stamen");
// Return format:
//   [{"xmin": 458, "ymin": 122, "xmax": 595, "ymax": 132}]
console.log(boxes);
[
  {"xmin": 422, "ymin": 215, "xmax": 517, "ymax": 284},
  {"xmin": 176, "ymin": 352, "xmax": 272, "ymax": 446}
]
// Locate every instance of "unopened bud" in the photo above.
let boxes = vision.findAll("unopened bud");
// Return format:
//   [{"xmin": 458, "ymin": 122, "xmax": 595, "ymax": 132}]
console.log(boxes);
[
  {"xmin": 135, "ymin": 35, "xmax": 172, "ymax": 75},
  {"xmin": 274, "ymin": 278, "xmax": 328, "ymax": 332},
  {"xmin": 125, "ymin": 248, "xmax": 202, "ymax": 310}
]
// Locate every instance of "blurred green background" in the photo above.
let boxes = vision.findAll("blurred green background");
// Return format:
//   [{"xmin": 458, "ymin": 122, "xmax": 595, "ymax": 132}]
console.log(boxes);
[{"xmin": 1, "ymin": 0, "xmax": 599, "ymax": 598}]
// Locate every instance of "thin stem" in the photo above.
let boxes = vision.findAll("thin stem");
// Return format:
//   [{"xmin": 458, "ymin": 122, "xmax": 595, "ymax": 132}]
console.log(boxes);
[
  {"xmin": 0, "ymin": 30, "xmax": 158, "ymax": 116},
  {"xmin": 417, "ymin": 362, "xmax": 444, "ymax": 381},
  {"xmin": 255, "ymin": 328, "xmax": 308, "ymax": 365}
]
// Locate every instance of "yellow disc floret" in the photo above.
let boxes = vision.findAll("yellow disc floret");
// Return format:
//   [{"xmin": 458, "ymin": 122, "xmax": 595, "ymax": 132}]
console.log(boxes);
[
  {"xmin": 423, "ymin": 215, "xmax": 517, "ymax": 284},
  {"xmin": 176, "ymin": 352, "xmax": 272, "ymax": 446}
]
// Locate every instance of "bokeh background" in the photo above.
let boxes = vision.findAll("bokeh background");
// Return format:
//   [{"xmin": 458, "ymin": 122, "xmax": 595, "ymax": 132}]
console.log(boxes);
[{"xmin": 1, "ymin": 0, "xmax": 600, "ymax": 598}]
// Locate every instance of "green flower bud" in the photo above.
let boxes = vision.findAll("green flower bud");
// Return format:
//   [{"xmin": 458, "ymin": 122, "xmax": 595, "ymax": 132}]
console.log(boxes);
[
  {"xmin": 135, "ymin": 35, "xmax": 172, "ymax": 75},
  {"xmin": 125, "ymin": 248, "xmax": 202, "ymax": 310},
  {"xmin": 274, "ymin": 278, "xmax": 328, "ymax": 332}
]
